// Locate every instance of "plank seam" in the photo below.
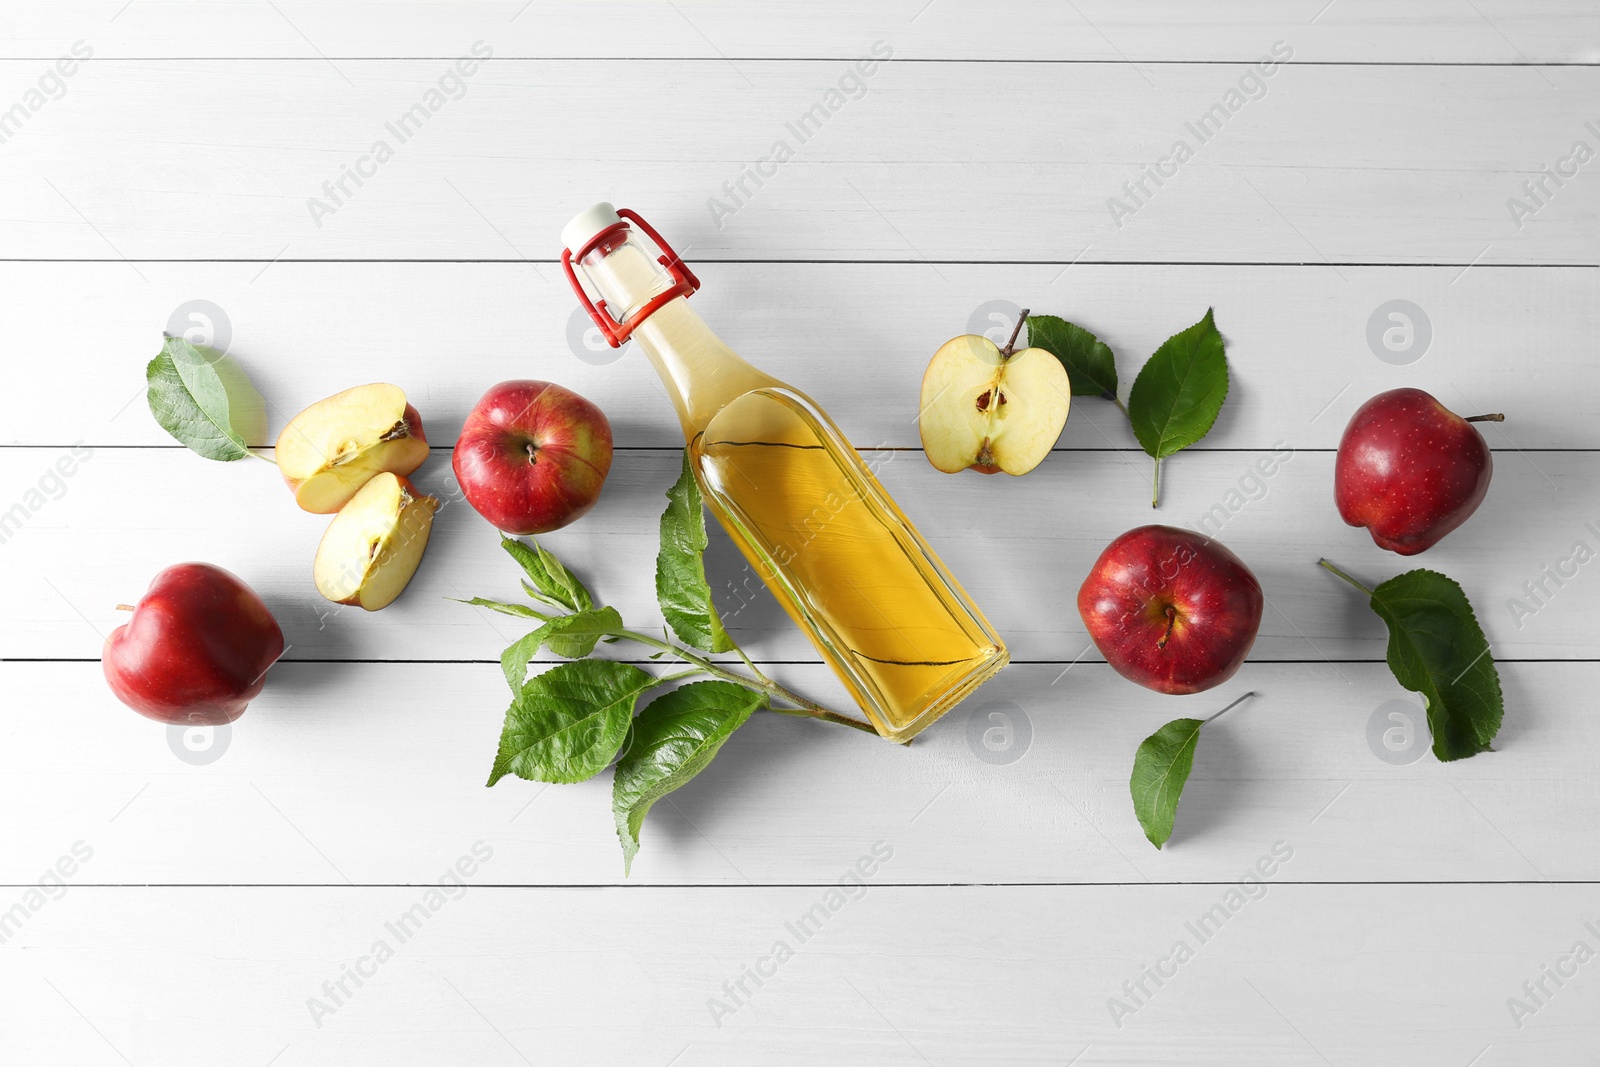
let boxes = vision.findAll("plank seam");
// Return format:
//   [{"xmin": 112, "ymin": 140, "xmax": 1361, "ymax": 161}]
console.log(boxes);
[
  {"xmin": 3, "ymin": 58, "xmax": 1594, "ymax": 67},
  {"xmin": 6, "ymin": 658, "xmax": 1597, "ymax": 665},
  {"xmin": 3, "ymin": 259, "xmax": 1595, "ymax": 268},
  {"xmin": 1, "ymin": 880, "xmax": 1594, "ymax": 888},
  {"xmin": 10, "ymin": 446, "xmax": 1600, "ymax": 454}
]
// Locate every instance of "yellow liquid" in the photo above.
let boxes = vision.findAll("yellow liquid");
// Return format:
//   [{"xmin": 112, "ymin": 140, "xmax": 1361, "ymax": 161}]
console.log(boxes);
[
  {"xmin": 695, "ymin": 388, "xmax": 1006, "ymax": 741},
  {"xmin": 576, "ymin": 228, "xmax": 1006, "ymax": 741}
]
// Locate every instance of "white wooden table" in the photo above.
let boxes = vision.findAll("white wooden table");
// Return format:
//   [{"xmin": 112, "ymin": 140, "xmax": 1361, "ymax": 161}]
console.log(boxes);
[{"xmin": 3, "ymin": 3, "xmax": 1598, "ymax": 1063}]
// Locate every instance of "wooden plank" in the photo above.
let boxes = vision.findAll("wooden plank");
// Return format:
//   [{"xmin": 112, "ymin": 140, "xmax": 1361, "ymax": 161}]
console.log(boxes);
[
  {"xmin": 3, "ymin": 448, "xmax": 1593, "ymax": 662},
  {"xmin": 1, "ymin": 261, "xmax": 1593, "ymax": 451},
  {"xmin": 1, "ymin": 658, "xmax": 1592, "ymax": 885},
  {"xmin": 2, "ymin": 1, "xmax": 1595, "ymax": 62},
  {"xmin": 1, "ymin": 882, "xmax": 1594, "ymax": 1064},
  {"xmin": 0, "ymin": 61, "xmax": 1594, "ymax": 262}
]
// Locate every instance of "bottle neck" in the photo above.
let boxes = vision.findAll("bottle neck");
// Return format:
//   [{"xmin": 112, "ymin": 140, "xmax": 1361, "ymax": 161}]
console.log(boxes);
[{"xmin": 577, "ymin": 231, "xmax": 779, "ymax": 437}]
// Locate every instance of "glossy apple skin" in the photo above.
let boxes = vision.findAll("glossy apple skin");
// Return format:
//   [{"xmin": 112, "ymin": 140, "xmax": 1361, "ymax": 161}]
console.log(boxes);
[
  {"xmin": 103, "ymin": 564, "xmax": 285, "ymax": 725},
  {"xmin": 1335, "ymin": 388, "xmax": 1492, "ymax": 555},
  {"xmin": 1077, "ymin": 525, "xmax": 1264, "ymax": 695},
  {"xmin": 453, "ymin": 380, "xmax": 613, "ymax": 534}
]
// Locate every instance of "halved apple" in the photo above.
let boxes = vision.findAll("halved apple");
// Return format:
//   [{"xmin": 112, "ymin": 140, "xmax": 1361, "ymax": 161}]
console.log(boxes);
[
  {"xmin": 919, "ymin": 328, "xmax": 1071, "ymax": 476},
  {"xmin": 276, "ymin": 383, "xmax": 430, "ymax": 513},
  {"xmin": 313, "ymin": 472, "xmax": 440, "ymax": 611}
]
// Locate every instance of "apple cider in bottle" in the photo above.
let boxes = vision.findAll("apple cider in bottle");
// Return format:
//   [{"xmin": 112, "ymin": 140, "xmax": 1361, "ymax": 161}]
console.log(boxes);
[{"xmin": 561, "ymin": 204, "xmax": 1006, "ymax": 742}]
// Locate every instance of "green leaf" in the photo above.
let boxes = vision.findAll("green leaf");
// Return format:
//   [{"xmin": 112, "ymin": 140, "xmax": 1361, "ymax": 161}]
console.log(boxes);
[
  {"xmin": 453, "ymin": 597, "xmax": 552, "ymax": 621},
  {"xmin": 1130, "ymin": 717, "xmax": 1205, "ymax": 849},
  {"xmin": 145, "ymin": 336, "xmax": 266, "ymax": 461},
  {"xmin": 1027, "ymin": 314, "xmax": 1118, "ymax": 400},
  {"xmin": 1365, "ymin": 568, "xmax": 1504, "ymax": 762},
  {"xmin": 487, "ymin": 659, "xmax": 656, "ymax": 786},
  {"xmin": 501, "ymin": 607, "xmax": 624, "ymax": 692},
  {"xmin": 539, "ymin": 606, "xmax": 622, "ymax": 661},
  {"xmin": 501, "ymin": 536, "xmax": 593, "ymax": 612},
  {"xmin": 1126, "ymin": 309, "xmax": 1229, "ymax": 506},
  {"xmin": 612, "ymin": 681, "xmax": 766, "ymax": 874},
  {"xmin": 656, "ymin": 451, "xmax": 732, "ymax": 653}
]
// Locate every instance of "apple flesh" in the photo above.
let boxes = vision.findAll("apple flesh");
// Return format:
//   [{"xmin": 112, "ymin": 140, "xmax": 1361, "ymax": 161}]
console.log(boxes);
[
  {"xmin": 1078, "ymin": 525, "xmax": 1264, "ymax": 695},
  {"xmin": 1335, "ymin": 387, "xmax": 1498, "ymax": 555},
  {"xmin": 103, "ymin": 563, "xmax": 285, "ymax": 725},
  {"xmin": 276, "ymin": 383, "xmax": 430, "ymax": 513},
  {"xmin": 313, "ymin": 472, "xmax": 440, "ymax": 611},
  {"xmin": 919, "ymin": 325, "xmax": 1071, "ymax": 476},
  {"xmin": 453, "ymin": 380, "xmax": 614, "ymax": 534}
]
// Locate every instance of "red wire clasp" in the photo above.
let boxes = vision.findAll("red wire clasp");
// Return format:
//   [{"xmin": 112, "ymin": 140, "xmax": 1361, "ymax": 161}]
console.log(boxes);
[{"xmin": 561, "ymin": 208, "xmax": 701, "ymax": 348}]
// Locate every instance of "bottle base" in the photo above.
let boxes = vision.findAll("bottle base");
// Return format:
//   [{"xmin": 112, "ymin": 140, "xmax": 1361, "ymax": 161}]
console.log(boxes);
[{"xmin": 865, "ymin": 645, "xmax": 1010, "ymax": 744}]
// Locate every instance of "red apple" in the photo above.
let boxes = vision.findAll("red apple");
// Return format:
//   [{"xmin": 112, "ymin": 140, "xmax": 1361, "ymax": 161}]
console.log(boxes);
[
  {"xmin": 103, "ymin": 563, "xmax": 285, "ymax": 725},
  {"xmin": 453, "ymin": 380, "xmax": 613, "ymax": 534},
  {"xmin": 1335, "ymin": 387, "xmax": 1498, "ymax": 555},
  {"xmin": 1078, "ymin": 525, "xmax": 1264, "ymax": 695}
]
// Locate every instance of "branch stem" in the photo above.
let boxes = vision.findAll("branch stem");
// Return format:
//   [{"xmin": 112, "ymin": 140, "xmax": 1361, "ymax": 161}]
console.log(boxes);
[
  {"xmin": 615, "ymin": 628, "xmax": 879, "ymax": 736},
  {"xmin": 732, "ymin": 641, "xmax": 770, "ymax": 684},
  {"xmin": 1317, "ymin": 558, "xmax": 1375, "ymax": 596}
]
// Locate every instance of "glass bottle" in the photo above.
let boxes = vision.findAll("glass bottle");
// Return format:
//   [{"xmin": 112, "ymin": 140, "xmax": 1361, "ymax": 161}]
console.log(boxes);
[{"xmin": 561, "ymin": 204, "xmax": 1006, "ymax": 742}]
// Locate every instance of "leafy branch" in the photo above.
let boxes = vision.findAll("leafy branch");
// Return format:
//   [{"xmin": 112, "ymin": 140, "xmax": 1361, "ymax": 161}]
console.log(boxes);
[{"xmin": 463, "ymin": 450, "xmax": 877, "ymax": 873}]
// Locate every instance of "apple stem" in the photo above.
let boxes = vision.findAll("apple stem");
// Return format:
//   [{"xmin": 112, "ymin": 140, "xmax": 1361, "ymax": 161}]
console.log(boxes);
[
  {"xmin": 1151, "ymin": 457, "xmax": 1162, "ymax": 508},
  {"xmin": 1317, "ymin": 558, "xmax": 1375, "ymax": 596},
  {"xmin": 1465, "ymin": 413, "xmax": 1505, "ymax": 423},
  {"xmin": 1001, "ymin": 309, "xmax": 1030, "ymax": 358},
  {"xmin": 1155, "ymin": 605, "xmax": 1177, "ymax": 650},
  {"xmin": 115, "ymin": 604, "xmax": 135, "ymax": 612},
  {"xmin": 1205, "ymin": 691, "xmax": 1257, "ymax": 725}
]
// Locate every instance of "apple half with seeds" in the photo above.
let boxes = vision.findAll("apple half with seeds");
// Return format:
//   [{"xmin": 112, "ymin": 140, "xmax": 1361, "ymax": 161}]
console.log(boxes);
[
  {"xmin": 313, "ymin": 472, "xmax": 440, "ymax": 611},
  {"xmin": 276, "ymin": 383, "xmax": 430, "ymax": 513},
  {"xmin": 918, "ymin": 314, "xmax": 1071, "ymax": 476}
]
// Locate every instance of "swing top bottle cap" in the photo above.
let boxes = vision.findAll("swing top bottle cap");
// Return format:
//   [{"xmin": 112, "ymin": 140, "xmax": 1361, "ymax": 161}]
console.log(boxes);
[
  {"xmin": 560, "ymin": 204, "xmax": 702, "ymax": 347},
  {"xmin": 561, "ymin": 202, "xmax": 623, "ymax": 255}
]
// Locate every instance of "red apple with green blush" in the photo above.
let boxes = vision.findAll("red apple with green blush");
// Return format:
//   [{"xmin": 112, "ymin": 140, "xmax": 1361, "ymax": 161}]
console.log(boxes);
[
  {"xmin": 1078, "ymin": 525, "xmax": 1264, "ymax": 695},
  {"xmin": 453, "ymin": 380, "xmax": 614, "ymax": 534}
]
